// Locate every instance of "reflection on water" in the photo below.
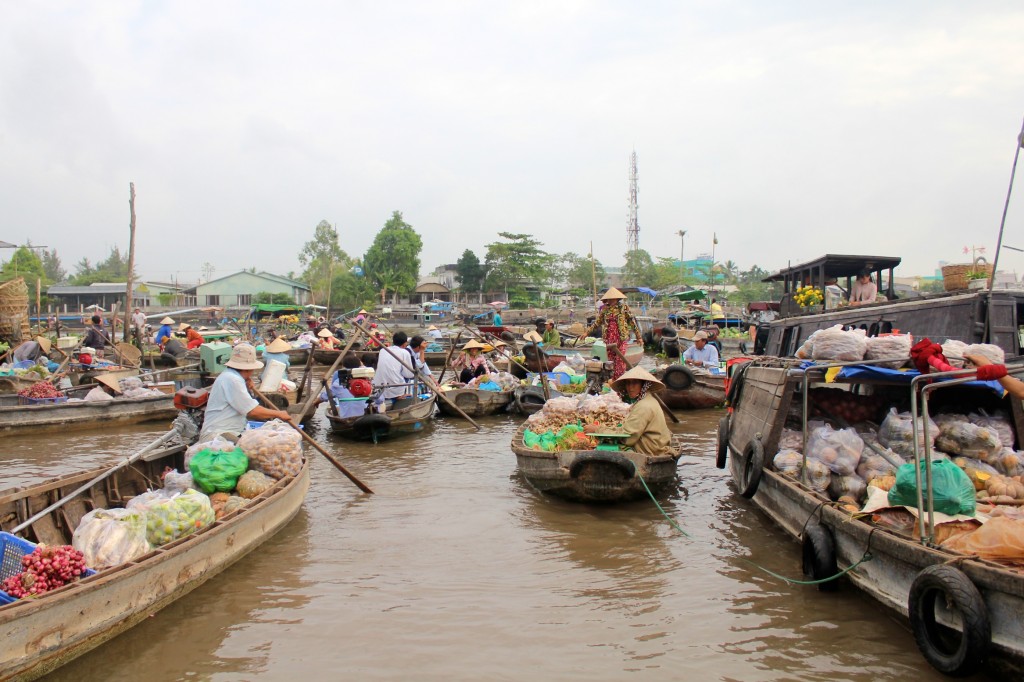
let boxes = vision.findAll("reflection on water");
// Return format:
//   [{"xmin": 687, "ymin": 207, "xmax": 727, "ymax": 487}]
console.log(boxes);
[{"xmin": 20, "ymin": 405, "xmax": 961, "ymax": 681}]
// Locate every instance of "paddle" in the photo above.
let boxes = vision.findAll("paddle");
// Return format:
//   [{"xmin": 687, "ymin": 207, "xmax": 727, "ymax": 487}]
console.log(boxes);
[
  {"xmin": 47, "ymin": 338, "xmax": 84, "ymax": 385},
  {"xmin": 293, "ymin": 342, "xmax": 317, "ymax": 404},
  {"xmin": 11, "ymin": 413, "xmax": 198, "ymax": 534},
  {"xmin": 294, "ymin": 328, "xmax": 365, "ymax": 421},
  {"xmin": 252, "ymin": 386, "xmax": 374, "ymax": 494},
  {"xmin": 350, "ymin": 319, "xmax": 481, "ymax": 429},
  {"xmin": 606, "ymin": 344, "xmax": 681, "ymax": 424},
  {"xmin": 436, "ymin": 331, "xmax": 463, "ymax": 385}
]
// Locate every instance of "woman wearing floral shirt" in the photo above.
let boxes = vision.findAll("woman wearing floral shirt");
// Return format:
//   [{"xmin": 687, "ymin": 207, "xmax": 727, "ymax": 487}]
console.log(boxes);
[{"xmin": 584, "ymin": 288, "xmax": 642, "ymax": 380}]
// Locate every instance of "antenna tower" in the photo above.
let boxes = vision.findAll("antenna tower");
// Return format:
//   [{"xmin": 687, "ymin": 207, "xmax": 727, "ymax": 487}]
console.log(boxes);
[{"xmin": 626, "ymin": 151, "xmax": 639, "ymax": 252}]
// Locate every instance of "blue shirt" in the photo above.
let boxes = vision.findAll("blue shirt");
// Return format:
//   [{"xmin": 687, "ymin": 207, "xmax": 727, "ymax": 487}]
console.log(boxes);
[
  {"xmin": 155, "ymin": 324, "xmax": 173, "ymax": 346},
  {"xmin": 319, "ymin": 373, "xmax": 367, "ymax": 418},
  {"xmin": 683, "ymin": 342, "xmax": 720, "ymax": 368},
  {"xmin": 493, "ymin": 312, "xmax": 502, "ymax": 326}
]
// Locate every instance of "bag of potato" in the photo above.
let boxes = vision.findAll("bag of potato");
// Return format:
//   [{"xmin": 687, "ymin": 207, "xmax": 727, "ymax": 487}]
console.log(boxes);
[
  {"xmin": 864, "ymin": 334, "xmax": 912, "ymax": 369},
  {"xmin": 237, "ymin": 470, "xmax": 275, "ymax": 499},
  {"xmin": 811, "ymin": 326, "xmax": 867, "ymax": 362},
  {"xmin": 806, "ymin": 424, "xmax": 863, "ymax": 476},
  {"xmin": 968, "ymin": 409, "xmax": 1015, "ymax": 449},
  {"xmin": 878, "ymin": 408, "xmax": 937, "ymax": 460},
  {"xmin": 773, "ymin": 449, "xmax": 829, "ymax": 492},
  {"xmin": 963, "ymin": 343, "xmax": 1004, "ymax": 366},
  {"xmin": 934, "ymin": 421, "xmax": 1002, "ymax": 461},
  {"xmin": 238, "ymin": 419, "xmax": 304, "ymax": 480},
  {"xmin": 940, "ymin": 339, "xmax": 968, "ymax": 368}
]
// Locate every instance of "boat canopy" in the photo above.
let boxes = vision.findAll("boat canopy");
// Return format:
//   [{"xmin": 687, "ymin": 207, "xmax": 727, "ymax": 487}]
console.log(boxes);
[
  {"xmin": 668, "ymin": 289, "xmax": 707, "ymax": 301},
  {"xmin": 763, "ymin": 253, "xmax": 901, "ymax": 315}
]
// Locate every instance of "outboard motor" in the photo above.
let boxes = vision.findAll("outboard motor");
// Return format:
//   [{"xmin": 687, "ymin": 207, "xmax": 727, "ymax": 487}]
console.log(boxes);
[
  {"xmin": 585, "ymin": 359, "xmax": 614, "ymax": 394},
  {"xmin": 173, "ymin": 386, "xmax": 209, "ymax": 435}
]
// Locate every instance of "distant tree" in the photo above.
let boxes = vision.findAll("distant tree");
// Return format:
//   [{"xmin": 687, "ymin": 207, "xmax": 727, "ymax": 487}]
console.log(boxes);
[
  {"xmin": 483, "ymin": 232, "xmax": 549, "ymax": 303},
  {"xmin": 157, "ymin": 292, "xmax": 175, "ymax": 306},
  {"xmin": 622, "ymin": 249, "xmax": 656, "ymax": 286},
  {"xmin": 721, "ymin": 259, "xmax": 740, "ymax": 283},
  {"xmin": 363, "ymin": 211, "xmax": 423, "ymax": 303},
  {"xmin": 563, "ymin": 253, "xmax": 606, "ymax": 292},
  {"xmin": 70, "ymin": 246, "xmax": 136, "ymax": 285},
  {"xmin": 455, "ymin": 249, "xmax": 486, "ymax": 293},
  {"xmin": 298, "ymin": 220, "xmax": 350, "ymax": 306},
  {"xmin": 0, "ymin": 246, "xmax": 48, "ymax": 302},
  {"xmin": 41, "ymin": 248, "xmax": 66, "ymax": 282},
  {"xmin": 330, "ymin": 261, "xmax": 377, "ymax": 311},
  {"xmin": 253, "ymin": 291, "xmax": 296, "ymax": 305},
  {"xmin": 739, "ymin": 265, "xmax": 771, "ymax": 284}
]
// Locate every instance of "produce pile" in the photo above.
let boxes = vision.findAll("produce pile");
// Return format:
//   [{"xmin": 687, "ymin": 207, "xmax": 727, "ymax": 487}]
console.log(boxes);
[
  {"xmin": 1, "ymin": 544, "xmax": 88, "ymax": 598},
  {"xmin": 466, "ymin": 371, "xmax": 518, "ymax": 391},
  {"xmin": 127, "ymin": 489, "xmax": 216, "ymax": 546},
  {"xmin": 523, "ymin": 423, "xmax": 598, "ymax": 452},
  {"xmin": 17, "ymin": 381, "xmax": 64, "ymax": 401},
  {"xmin": 522, "ymin": 393, "xmax": 631, "ymax": 452},
  {"xmin": 117, "ymin": 376, "xmax": 165, "ymax": 399},
  {"xmin": 239, "ymin": 420, "xmax": 303, "ymax": 479}
]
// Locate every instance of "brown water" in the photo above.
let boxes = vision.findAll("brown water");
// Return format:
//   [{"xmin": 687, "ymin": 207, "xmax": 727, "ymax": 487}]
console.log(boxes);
[{"xmin": 14, "ymin": 407, "xmax": 966, "ymax": 681}]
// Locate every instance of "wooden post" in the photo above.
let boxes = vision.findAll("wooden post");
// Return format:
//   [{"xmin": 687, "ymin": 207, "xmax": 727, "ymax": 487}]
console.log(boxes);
[
  {"xmin": 36, "ymin": 277, "xmax": 41, "ymax": 334},
  {"xmin": 123, "ymin": 182, "xmax": 137, "ymax": 342}
]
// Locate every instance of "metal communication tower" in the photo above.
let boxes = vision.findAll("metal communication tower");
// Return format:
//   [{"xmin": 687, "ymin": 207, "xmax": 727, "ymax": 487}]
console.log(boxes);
[{"xmin": 626, "ymin": 151, "xmax": 639, "ymax": 252}]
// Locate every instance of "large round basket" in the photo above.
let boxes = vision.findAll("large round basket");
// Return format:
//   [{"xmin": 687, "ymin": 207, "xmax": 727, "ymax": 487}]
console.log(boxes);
[
  {"xmin": 0, "ymin": 277, "xmax": 30, "ymax": 343},
  {"xmin": 942, "ymin": 261, "xmax": 994, "ymax": 291}
]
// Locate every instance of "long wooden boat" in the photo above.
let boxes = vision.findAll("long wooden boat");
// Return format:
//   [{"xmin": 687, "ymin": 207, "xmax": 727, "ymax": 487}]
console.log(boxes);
[
  {"xmin": 655, "ymin": 365, "xmax": 726, "ymax": 410},
  {"xmin": 0, "ymin": 392, "xmax": 176, "ymax": 434},
  {"xmin": 0, "ymin": 443, "xmax": 310, "ymax": 681},
  {"xmin": 326, "ymin": 393, "xmax": 436, "ymax": 442},
  {"xmin": 510, "ymin": 422, "xmax": 682, "ymax": 503},
  {"xmin": 511, "ymin": 385, "xmax": 564, "ymax": 416},
  {"xmin": 0, "ymin": 374, "xmax": 43, "ymax": 394},
  {"xmin": 282, "ymin": 347, "xmax": 310, "ymax": 365},
  {"xmin": 437, "ymin": 388, "xmax": 513, "ymax": 417}
]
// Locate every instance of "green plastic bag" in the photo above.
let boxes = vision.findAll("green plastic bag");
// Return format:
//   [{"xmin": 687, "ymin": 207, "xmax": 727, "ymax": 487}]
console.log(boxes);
[
  {"xmin": 887, "ymin": 460, "xmax": 976, "ymax": 517},
  {"xmin": 188, "ymin": 447, "xmax": 249, "ymax": 494},
  {"xmin": 539, "ymin": 431, "xmax": 557, "ymax": 452},
  {"xmin": 524, "ymin": 429, "xmax": 541, "ymax": 448}
]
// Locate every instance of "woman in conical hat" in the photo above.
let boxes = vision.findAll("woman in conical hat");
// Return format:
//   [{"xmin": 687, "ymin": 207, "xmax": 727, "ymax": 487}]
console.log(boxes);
[
  {"xmin": 605, "ymin": 366, "xmax": 674, "ymax": 456},
  {"xmin": 583, "ymin": 287, "xmax": 643, "ymax": 380},
  {"xmin": 452, "ymin": 339, "xmax": 495, "ymax": 383}
]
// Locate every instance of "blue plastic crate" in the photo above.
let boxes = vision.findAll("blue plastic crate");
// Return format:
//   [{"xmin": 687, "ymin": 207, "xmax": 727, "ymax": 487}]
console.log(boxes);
[
  {"xmin": 18, "ymin": 396, "xmax": 68, "ymax": 406},
  {"xmin": 0, "ymin": 531, "xmax": 96, "ymax": 605}
]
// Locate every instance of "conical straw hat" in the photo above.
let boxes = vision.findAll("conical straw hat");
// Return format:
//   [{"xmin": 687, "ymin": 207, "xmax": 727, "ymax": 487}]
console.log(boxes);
[
  {"xmin": 609, "ymin": 365, "xmax": 665, "ymax": 392},
  {"xmin": 601, "ymin": 287, "xmax": 626, "ymax": 301}
]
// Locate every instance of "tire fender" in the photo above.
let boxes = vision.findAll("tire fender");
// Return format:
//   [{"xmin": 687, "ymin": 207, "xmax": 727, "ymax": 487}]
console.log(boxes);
[
  {"xmin": 908, "ymin": 565, "xmax": 990, "ymax": 676},
  {"xmin": 568, "ymin": 451, "xmax": 637, "ymax": 479},
  {"xmin": 736, "ymin": 437, "xmax": 764, "ymax": 498},
  {"xmin": 662, "ymin": 337, "xmax": 680, "ymax": 359},
  {"xmin": 662, "ymin": 364, "xmax": 694, "ymax": 391},
  {"xmin": 454, "ymin": 391, "xmax": 480, "ymax": 411},
  {"xmin": 716, "ymin": 414, "xmax": 730, "ymax": 470},
  {"xmin": 352, "ymin": 413, "xmax": 391, "ymax": 440},
  {"xmin": 801, "ymin": 523, "xmax": 839, "ymax": 592}
]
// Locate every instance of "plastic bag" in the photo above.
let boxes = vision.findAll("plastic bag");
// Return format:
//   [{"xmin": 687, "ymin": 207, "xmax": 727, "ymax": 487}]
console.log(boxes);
[
  {"xmin": 811, "ymin": 326, "xmax": 867, "ymax": 362},
  {"xmin": 941, "ymin": 339, "xmax": 968, "ymax": 368},
  {"xmin": 864, "ymin": 335, "xmax": 912, "ymax": 369},
  {"xmin": 968, "ymin": 410, "xmax": 1014, "ymax": 449},
  {"xmin": 806, "ymin": 424, "xmax": 863, "ymax": 476},
  {"xmin": 856, "ymin": 452, "xmax": 898, "ymax": 485},
  {"xmin": 952, "ymin": 456, "xmax": 1000, "ymax": 490},
  {"xmin": 162, "ymin": 470, "xmax": 195, "ymax": 494},
  {"xmin": 237, "ymin": 470, "xmax": 275, "ymax": 499},
  {"xmin": 185, "ymin": 435, "xmax": 237, "ymax": 467},
  {"xmin": 942, "ymin": 516, "xmax": 1024, "ymax": 560},
  {"xmin": 887, "ymin": 460, "xmax": 976, "ymax": 516},
  {"xmin": 794, "ymin": 329, "xmax": 823, "ymax": 360},
  {"xmin": 72, "ymin": 508, "xmax": 152, "ymax": 569},
  {"xmin": 127, "ymin": 489, "xmax": 216, "ymax": 546},
  {"xmin": 934, "ymin": 421, "xmax": 1002, "ymax": 461},
  {"xmin": 238, "ymin": 419, "xmax": 304, "ymax": 480},
  {"xmin": 829, "ymin": 473, "xmax": 867, "ymax": 502},
  {"xmin": 877, "ymin": 408, "xmax": 937, "ymax": 460},
  {"xmin": 188, "ymin": 447, "xmax": 249, "ymax": 494},
  {"xmin": 992, "ymin": 448, "xmax": 1024, "ymax": 477},
  {"xmin": 778, "ymin": 428, "xmax": 803, "ymax": 451},
  {"xmin": 773, "ymin": 450, "xmax": 830, "ymax": 492},
  {"xmin": 221, "ymin": 496, "xmax": 248, "ymax": 517},
  {"xmin": 963, "ymin": 343, "xmax": 1004, "ymax": 365}
]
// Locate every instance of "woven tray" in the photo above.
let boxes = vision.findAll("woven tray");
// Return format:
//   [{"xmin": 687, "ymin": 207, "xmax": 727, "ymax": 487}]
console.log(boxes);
[{"xmin": 942, "ymin": 262, "xmax": 994, "ymax": 291}]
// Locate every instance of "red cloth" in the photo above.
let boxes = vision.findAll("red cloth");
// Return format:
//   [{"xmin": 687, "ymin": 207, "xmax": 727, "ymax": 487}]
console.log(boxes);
[
  {"xmin": 977, "ymin": 364, "xmax": 1008, "ymax": 381},
  {"xmin": 910, "ymin": 338, "xmax": 954, "ymax": 374}
]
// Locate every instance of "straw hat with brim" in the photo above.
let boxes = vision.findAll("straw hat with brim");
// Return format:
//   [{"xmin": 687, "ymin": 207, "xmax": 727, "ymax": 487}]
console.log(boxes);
[
  {"xmin": 226, "ymin": 343, "xmax": 264, "ymax": 370},
  {"xmin": 463, "ymin": 340, "xmax": 487, "ymax": 351},
  {"xmin": 428, "ymin": 325, "xmax": 438, "ymax": 331},
  {"xmin": 546, "ymin": 319, "xmax": 555, "ymax": 325},
  {"xmin": 318, "ymin": 328, "xmax": 334, "ymax": 338},
  {"xmin": 493, "ymin": 340, "xmax": 507, "ymax": 347},
  {"xmin": 358, "ymin": 309, "xmax": 369, "ymax": 315},
  {"xmin": 95, "ymin": 374, "xmax": 123, "ymax": 394},
  {"xmin": 693, "ymin": 331, "xmax": 709, "ymax": 341},
  {"xmin": 179, "ymin": 323, "xmax": 191, "ymax": 331},
  {"xmin": 160, "ymin": 317, "xmax": 175, "ymax": 325},
  {"xmin": 601, "ymin": 287, "xmax": 627, "ymax": 301},
  {"xmin": 609, "ymin": 366, "xmax": 665, "ymax": 393},
  {"xmin": 265, "ymin": 338, "xmax": 292, "ymax": 353},
  {"xmin": 35, "ymin": 336, "xmax": 51, "ymax": 354},
  {"xmin": 523, "ymin": 331, "xmax": 543, "ymax": 344}
]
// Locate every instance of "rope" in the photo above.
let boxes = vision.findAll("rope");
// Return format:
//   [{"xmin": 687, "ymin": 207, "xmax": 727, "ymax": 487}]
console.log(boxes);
[
  {"xmin": 743, "ymin": 527, "xmax": 878, "ymax": 586},
  {"xmin": 639, "ymin": 475, "xmax": 692, "ymax": 538}
]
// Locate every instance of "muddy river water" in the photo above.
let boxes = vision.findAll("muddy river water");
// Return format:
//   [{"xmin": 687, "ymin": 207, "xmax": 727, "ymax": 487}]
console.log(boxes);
[{"xmin": 4, "ymin": 404, "xmax": 971, "ymax": 681}]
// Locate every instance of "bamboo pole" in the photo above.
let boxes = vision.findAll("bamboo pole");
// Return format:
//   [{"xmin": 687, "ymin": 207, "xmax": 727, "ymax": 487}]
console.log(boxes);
[{"xmin": 123, "ymin": 182, "xmax": 137, "ymax": 343}]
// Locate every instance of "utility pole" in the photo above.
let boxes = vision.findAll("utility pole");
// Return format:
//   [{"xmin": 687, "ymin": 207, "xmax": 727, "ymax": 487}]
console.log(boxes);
[
  {"xmin": 677, "ymin": 230, "xmax": 687, "ymax": 283},
  {"xmin": 123, "ymin": 182, "xmax": 137, "ymax": 342}
]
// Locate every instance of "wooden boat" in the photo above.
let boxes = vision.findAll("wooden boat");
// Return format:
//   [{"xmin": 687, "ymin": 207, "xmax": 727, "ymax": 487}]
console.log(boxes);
[
  {"xmin": 0, "ymin": 443, "xmax": 309, "ymax": 680},
  {"xmin": 0, "ymin": 391, "xmax": 176, "ymax": 434},
  {"xmin": 510, "ymin": 423, "xmax": 682, "ymax": 503},
  {"xmin": 511, "ymin": 385, "xmax": 563, "ymax": 416},
  {"xmin": 0, "ymin": 374, "xmax": 42, "ymax": 394},
  {"xmin": 312, "ymin": 348, "xmax": 342, "ymax": 365},
  {"xmin": 437, "ymin": 387, "xmax": 513, "ymax": 417},
  {"xmin": 655, "ymin": 365, "xmax": 726, "ymax": 410},
  {"xmin": 326, "ymin": 393, "xmax": 436, "ymax": 442},
  {"xmin": 282, "ymin": 347, "xmax": 310, "ymax": 365}
]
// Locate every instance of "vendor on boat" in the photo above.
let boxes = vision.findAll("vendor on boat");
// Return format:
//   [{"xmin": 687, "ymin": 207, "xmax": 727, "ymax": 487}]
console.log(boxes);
[
  {"xmin": 710, "ymin": 298, "xmax": 725, "ymax": 321},
  {"xmin": 427, "ymin": 325, "xmax": 443, "ymax": 341},
  {"xmin": 373, "ymin": 331, "xmax": 417, "ymax": 402},
  {"xmin": 683, "ymin": 330, "xmax": 720, "ymax": 369},
  {"xmin": 84, "ymin": 373, "xmax": 122, "ymax": 402},
  {"xmin": 199, "ymin": 343, "xmax": 293, "ymax": 441},
  {"xmin": 850, "ymin": 270, "xmax": 877, "ymax": 306},
  {"xmin": 408, "ymin": 335, "xmax": 430, "ymax": 377},
  {"xmin": 12, "ymin": 336, "xmax": 52, "ymax": 363},
  {"xmin": 260, "ymin": 337, "xmax": 292, "ymax": 381},
  {"xmin": 584, "ymin": 287, "xmax": 643, "ymax": 380},
  {"xmin": 180, "ymin": 323, "xmax": 205, "ymax": 350},
  {"xmin": 541, "ymin": 319, "xmax": 560, "ymax": 348},
  {"xmin": 452, "ymin": 339, "xmax": 495, "ymax": 383},
  {"xmin": 492, "ymin": 309, "xmax": 503, "ymax": 327},
  {"xmin": 155, "ymin": 317, "xmax": 175, "ymax": 348},
  {"xmin": 83, "ymin": 315, "xmax": 110, "ymax": 359},
  {"xmin": 131, "ymin": 308, "xmax": 147, "ymax": 343},
  {"xmin": 318, "ymin": 352, "xmax": 368, "ymax": 418},
  {"xmin": 597, "ymin": 366, "xmax": 674, "ymax": 456},
  {"xmin": 317, "ymin": 328, "xmax": 342, "ymax": 350}
]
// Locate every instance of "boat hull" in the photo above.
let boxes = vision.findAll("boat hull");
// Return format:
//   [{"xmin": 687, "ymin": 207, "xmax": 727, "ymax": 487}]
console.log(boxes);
[
  {"xmin": 326, "ymin": 394, "xmax": 436, "ymax": 440},
  {"xmin": 437, "ymin": 388, "xmax": 513, "ymax": 417},
  {"xmin": 0, "ymin": 395, "xmax": 177, "ymax": 434},
  {"xmin": 656, "ymin": 368, "xmax": 726, "ymax": 410}
]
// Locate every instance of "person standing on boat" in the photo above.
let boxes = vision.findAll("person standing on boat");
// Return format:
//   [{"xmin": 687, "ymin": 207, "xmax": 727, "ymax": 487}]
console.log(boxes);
[
  {"xmin": 131, "ymin": 308, "xmax": 147, "ymax": 344},
  {"xmin": 492, "ymin": 309, "xmax": 503, "ymax": 327},
  {"xmin": 602, "ymin": 366, "xmax": 673, "ymax": 456},
  {"xmin": 373, "ymin": 331, "xmax": 417, "ymax": 402},
  {"xmin": 427, "ymin": 325, "xmax": 443, "ymax": 341},
  {"xmin": 199, "ymin": 343, "xmax": 292, "ymax": 441},
  {"xmin": 82, "ymin": 315, "xmax": 110, "ymax": 359},
  {"xmin": 541, "ymin": 319, "xmax": 560, "ymax": 348},
  {"xmin": 155, "ymin": 317, "xmax": 175, "ymax": 348},
  {"xmin": 180, "ymin": 323, "xmax": 205, "ymax": 350},
  {"xmin": 260, "ymin": 337, "xmax": 292, "ymax": 382},
  {"xmin": 850, "ymin": 271, "xmax": 877, "ymax": 306},
  {"xmin": 710, "ymin": 298, "xmax": 725, "ymax": 321},
  {"xmin": 683, "ymin": 331, "xmax": 720, "ymax": 369},
  {"xmin": 583, "ymin": 288, "xmax": 643, "ymax": 380}
]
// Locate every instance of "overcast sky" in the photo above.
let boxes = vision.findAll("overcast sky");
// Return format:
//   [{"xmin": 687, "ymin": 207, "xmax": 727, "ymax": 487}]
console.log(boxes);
[{"xmin": 2, "ymin": 1, "xmax": 1023, "ymax": 286}]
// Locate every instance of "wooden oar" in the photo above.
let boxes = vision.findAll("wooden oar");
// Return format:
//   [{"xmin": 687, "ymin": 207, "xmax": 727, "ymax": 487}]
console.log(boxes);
[
  {"xmin": 607, "ymin": 344, "xmax": 681, "ymax": 424},
  {"xmin": 295, "ymin": 329, "xmax": 364, "ymax": 420},
  {"xmin": 351, "ymin": 319, "xmax": 481, "ymax": 429},
  {"xmin": 436, "ymin": 331, "xmax": 463, "ymax": 385},
  {"xmin": 252, "ymin": 386, "xmax": 374, "ymax": 494},
  {"xmin": 293, "ymin": 342, "xmax": 317, "ymax": 404},
  {"xmin": 47, "ymin": 338, "xmax": 83, "ymax": 385}
]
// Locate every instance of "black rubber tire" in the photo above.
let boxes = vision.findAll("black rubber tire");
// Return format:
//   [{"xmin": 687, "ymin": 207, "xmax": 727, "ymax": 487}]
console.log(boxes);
[
  {"xmin": 662, "ymin": 338, "xmax": 680, "ymax": 359},
  {"xmin": 642, "ymin": 330, "xmax": 655, "ymax": 347},
  {"xmin": 568, "ymin": 451, "xmax": 637, "ymax": 479},
  {"xmin": 351, "ymin": 413, "xmax": 391, "ymax": 440},
  {"xmin": 662, "ymin": 364, "xmax": 694, "ymax": 391},
  {"xmin": 908, "ymin": 565, "xmax": 990, "ymax": 676},
  {"xmin": 716, "ymin": 414, "xmax": 730, "ymax": 469},
  {"xmin": 500, "ymin": 331, "xmax": 516, "ymax": 343},
  {"xmin": 725, "ymin": 361, "xmax": 750, "ymax": 407},
  {"xmin": 264, "ymin": 392, "xmax": 289, "ymax": 410},
  {"xmin": 660, "ymin": 325, "xmax": 677, "ymax": 338},
  {"xmin": 801, "ymin": 523, "xmax": 839, "ymax": 592},
  {"xmin": 737, "ymin": 438, "xmax": 764, "ymax": 498}
]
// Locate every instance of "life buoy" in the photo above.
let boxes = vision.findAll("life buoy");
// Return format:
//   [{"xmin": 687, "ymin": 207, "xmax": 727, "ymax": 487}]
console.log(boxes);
[
  {"xmin": 736, "ymin": 438, "xmax": 764, "ymax": 498},
  {"xmin": 801, "ymin": 523, "xmax": 838, "ymax": 592},
  {"xmin": 568, "ymin": 451, "xmax": 637, "ymax": 479},
  {"xmin": 662, "ymin": 364, "xmax": 694, "ymax": 391},
  {"xmin": 716, "ymin": 414, "xmax": 730, "ymax": 469},
  {"xmin": 908, "ymin": 565, "xmax": 991, "ymax": 676},
  {"xmin": 662, "ymin": 337, "xmax": 680, "ymax": 359}
]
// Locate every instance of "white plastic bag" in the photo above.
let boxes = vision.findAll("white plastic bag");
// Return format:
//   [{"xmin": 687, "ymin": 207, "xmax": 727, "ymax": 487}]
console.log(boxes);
[
  {"xmin": 238, "ymin": 419, "xmax": 304, "ymax": 479},
  {"xmin": 877, "ymin": 408, "xmax": 937, "ymax": 460},
  {"xmin": 864, "ymin": 335, "xmax": 912, "ymax": 369},
  {"xmin": 72, "ymin": 508, "xmax": 151, "ymax": 569},
  {"xmin": 806, "ymin": 424, "xmax": 864, "ymax": 476},
  {"xmin": 811, "ymin": 326, "xmax": 867, "ymax": 362}
]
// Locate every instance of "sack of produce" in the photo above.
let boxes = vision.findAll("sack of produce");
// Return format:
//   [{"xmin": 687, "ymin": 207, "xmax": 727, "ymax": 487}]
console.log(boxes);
[
  {"xmin": 952, "ymin": 456, "xmax": 1000, "ymax": 491},
  {"xmin": 963, "ymin": 343, "xmax": 1004, "ymax": 366},
  {"xmin": 942, "ymin": 516, "xmax": 1024, "ymax": 560},
  {"xmin": 237, "ymin": 470, "xmax": 275, "ymax": 499},
  {"xmin": 829, "ymin": 473, "xmax": 867, "ymax": 502},
  {"xmin": 209, "ymin": 492, "xmax": 231, "ymax": 517},
  {"xmin": 877, "ymin": 408, "xmax": 937, "ymax": 460},
  {"xmin": 968, "ymin": 410, "xmax": 1014, "ymax": 449},
  {"xmin": 772, "ymin": 449, "xmax": 830, "ymax": 491},
  {"xmin": 940, "ymin": 339, "xmax": 968, "ymax": 368},
  {"xmin": 185, "ymin": 435, "xmax": 238, "ymax": 467},
  {"xmin": 778, "ymin": 428, "xmax": 803, "ymax": 451},
  {"xmin": 864, "ymin": 334, "xmax": 912, "ymax": 369},
  {"xmin": 578, "ymin": 392, "xmax": 631, "ymax": 429},
  {"xmin": 856, "ymin": 452, "xmax": 898, "ymax": 485},
  {"xmin": 933, "ymin": 412, "xmax": 969, "ymax": 430},
  {"xmin": 162, "ymin": 469, "xmax": 195, "ymax": 494},
  {"xmin": 127, "ymin": 489, "xmax": 216, "ymax": 546},
  {"xmin": 992, "ymin": 448, "xmax": 1024, "ymax": 477},
  {"xmin": 810, "ymin": 326, "xmax": 867, "ymax": 362},
  {"xmin": 189, "ymin": 446, "xmax": 249, "ymax": 493},
  {"xmin": 72, "ymin": 508, "xmax": 151, "ymax": 569},
  {"xmin": 794, "ymin": 329, "xmax": 824, "ymax": 360},
  {"xmin": 887, "ymin": 460, "xmax": 976, "ymax": 516},
  {"xmin": 934, "ymin": 421, "xmax": 1002, "ymax": 461},
  {"xmin": 806, "ymin": 424, "xmax": 863, "ymax": 476},
  {"xmin": 220, "ymin": 496, "xmax": 249, "ymax": 518},
  {"xmin": 238, "ymin": 419, "xmax": 304, "ymax": 480}
]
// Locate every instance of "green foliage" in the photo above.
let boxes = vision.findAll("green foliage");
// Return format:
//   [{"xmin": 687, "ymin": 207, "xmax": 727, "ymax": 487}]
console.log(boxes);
[
  {"xmin": 622, "ymin": 249, "xmax": 656, "ymax": 286},
  {"xmin": 253, "ymin": 292, "xmax": 295, "ymax": 305},
  {"xmin": 0, "ymin": 246, "xmax": 47, "ymax": 302},
  {"xmin": 70, "ymin": 246, "xmax": 136, "ymax": 285},
  {"xmin": 919, "ymin": 279, "xmax": 945, "ymax": 293},
  {"xmin": 484, "ymin": 232, "xmax": 549, "ymax": 297},
  {"xmin": 157, "ymin": 292, "xmax": 175, "ymax": 306},
  {"xmin": 298, "ymin": 220, "xmax": 349, "ymax": 305},
  {"xmin": 733, "ymin": 281, "xmax": 780, "ymax": 304},
  {"xmin": 330, "ymin": 260, "xmax": 376, "ymax": 311},
  {"xmin": 363, "ymin": 211, "xmax": 423, "ymax": 303},
  {"xmin": 563, "ymin": 253, "xmax": 606, "ymax": 292},
  {"xmin": 41, "ymin": 249, "xmax": 66, "ymax": 282},
  {"xmin": 455, "ymin": 249, "xmax": 486, "ymax": 293}
]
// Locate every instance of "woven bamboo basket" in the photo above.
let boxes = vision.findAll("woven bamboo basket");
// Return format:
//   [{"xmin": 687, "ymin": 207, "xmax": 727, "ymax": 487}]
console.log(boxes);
[
  {"xmin": 0, "ymin": 278, "xmax": 30, "ymax": 343},
  {"xmin": 942, "ymin": 262, "xmax": 994, "ymax": 291}
]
